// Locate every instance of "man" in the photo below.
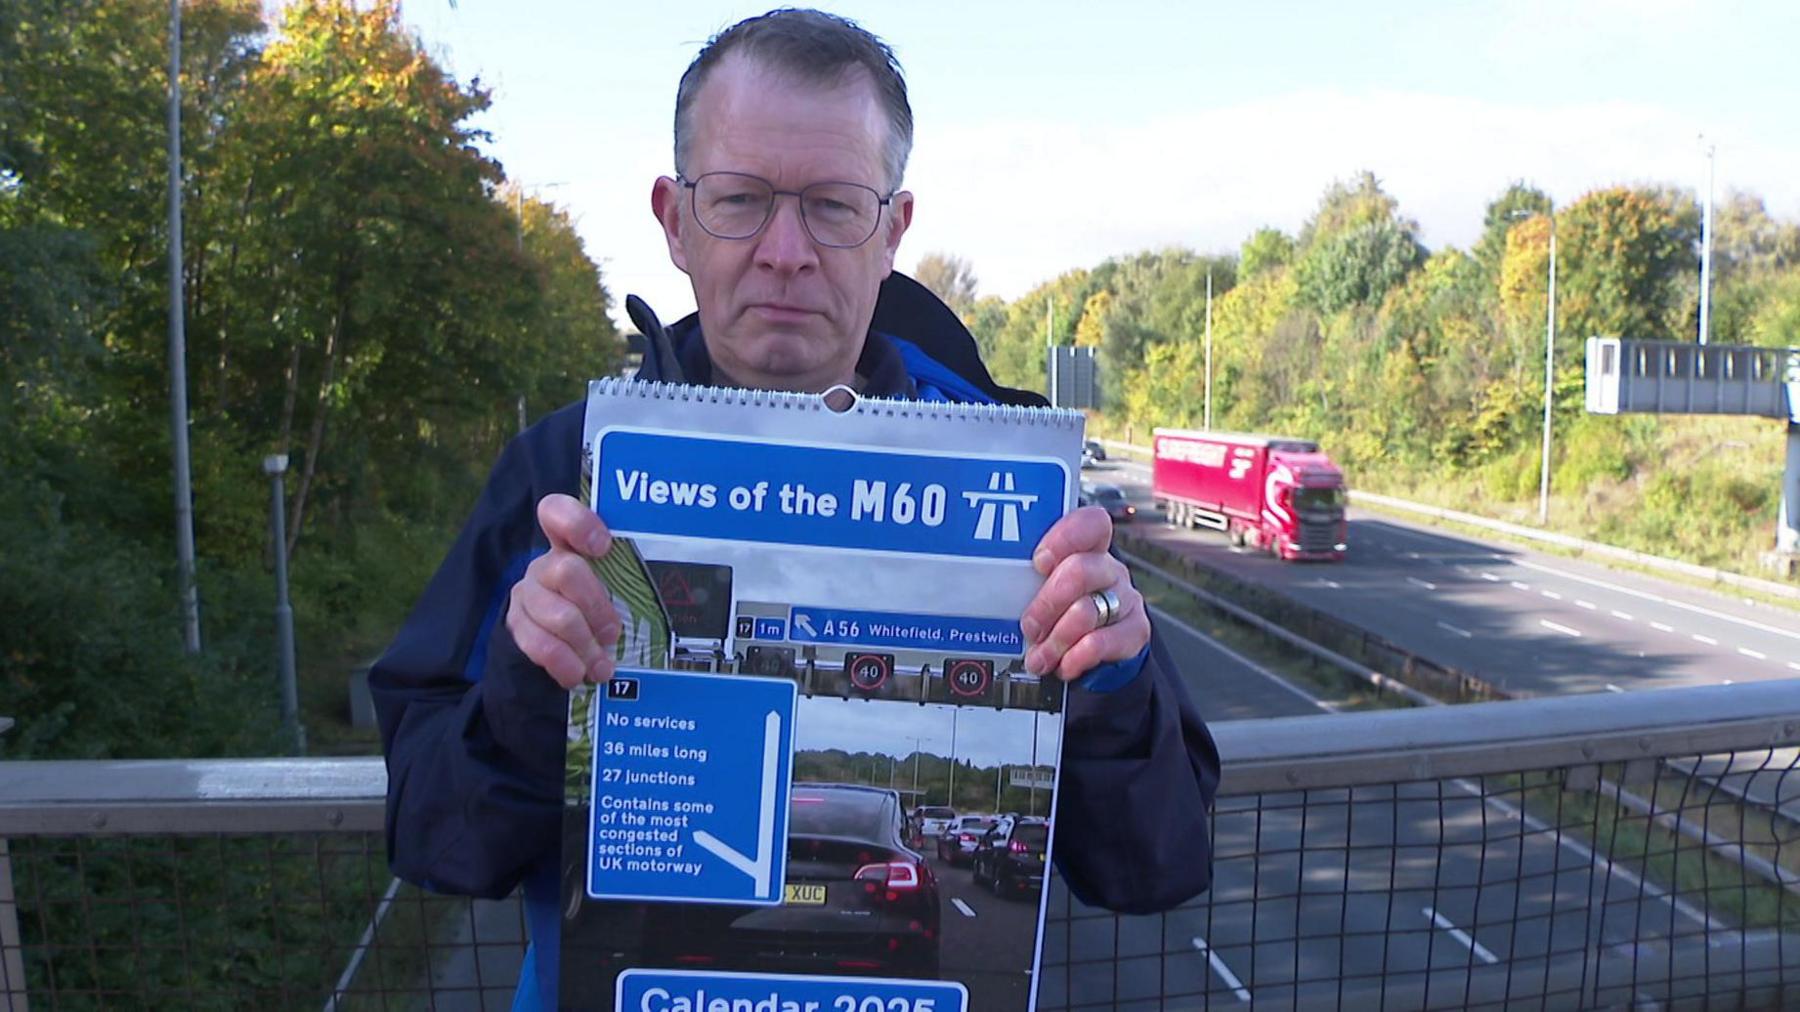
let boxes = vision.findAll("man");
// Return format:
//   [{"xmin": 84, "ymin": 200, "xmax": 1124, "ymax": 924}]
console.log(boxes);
[{"xmin": 370, "ymin": 10, "xmax": 1219, "ymax": 1009}]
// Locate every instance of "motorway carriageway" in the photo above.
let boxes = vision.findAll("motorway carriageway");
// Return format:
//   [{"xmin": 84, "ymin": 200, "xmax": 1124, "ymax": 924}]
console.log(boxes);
[
  {"xmin": 1096, "ymin": 456, "xmax": 1800, "ymax": 697},
  {"xmin": 1039, "ymin": 461, "xmax": 1778, "ymax": 1007},
  {"xmin": 1044, "ymin": 601, "xmax": 1724, "ymax": 1009}
]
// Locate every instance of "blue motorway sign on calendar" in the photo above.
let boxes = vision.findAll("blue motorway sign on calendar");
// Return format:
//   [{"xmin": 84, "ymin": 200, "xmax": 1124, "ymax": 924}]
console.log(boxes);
[
  {"xmin": 587, "ymin": 669, "xmax": 797, "ymax": 905},
  {"xmin": 593, "ymin": 429, "xmax": 1068, "ymax": 562}
]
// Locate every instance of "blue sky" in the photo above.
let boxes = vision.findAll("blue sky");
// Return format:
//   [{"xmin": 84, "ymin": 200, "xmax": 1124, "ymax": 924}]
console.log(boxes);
[{"xmin": 397, "ymin": 0, "xmax": 1800, "ymax": 326}]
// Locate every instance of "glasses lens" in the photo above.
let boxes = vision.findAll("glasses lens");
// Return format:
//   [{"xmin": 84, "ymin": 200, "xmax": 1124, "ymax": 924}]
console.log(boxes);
[
  {"xmin": 800, "ymin": 181, "xmax": 882, "ymax": 247},
  {"xmin": 692, "ymin": 173, "xmax": 774, "ymax": 239}
]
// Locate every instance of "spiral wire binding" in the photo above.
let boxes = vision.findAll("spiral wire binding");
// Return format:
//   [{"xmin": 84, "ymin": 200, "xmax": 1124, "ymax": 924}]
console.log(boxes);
[{"xmin": 588, "ymin": 377, "xmax": 1083, "ymax": 429}]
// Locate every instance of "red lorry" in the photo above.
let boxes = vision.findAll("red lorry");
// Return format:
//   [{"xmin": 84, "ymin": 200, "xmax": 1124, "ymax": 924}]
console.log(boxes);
[{"xmin": 1151, "ymin": 428, "xmax": 1348, "ymax": 561}]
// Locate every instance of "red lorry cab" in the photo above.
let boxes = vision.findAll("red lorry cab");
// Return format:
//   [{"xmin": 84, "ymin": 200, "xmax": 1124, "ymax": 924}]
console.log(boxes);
[{"xmin": 1151, "ymin": 428, "xmax": 1347, "ymax": 562}]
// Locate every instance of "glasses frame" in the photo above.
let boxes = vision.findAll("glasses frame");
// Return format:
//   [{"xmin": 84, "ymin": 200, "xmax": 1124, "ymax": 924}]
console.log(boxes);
[{"xmin": 677, "ymin": 171, "xmax": 895, "ymax": 250}]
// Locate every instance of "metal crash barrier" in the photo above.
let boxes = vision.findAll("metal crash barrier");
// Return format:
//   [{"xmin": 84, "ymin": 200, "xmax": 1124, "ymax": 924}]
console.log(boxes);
[{"xmin": 3, "ymin": 680, "xmax": 1798, "ymax": 1009}]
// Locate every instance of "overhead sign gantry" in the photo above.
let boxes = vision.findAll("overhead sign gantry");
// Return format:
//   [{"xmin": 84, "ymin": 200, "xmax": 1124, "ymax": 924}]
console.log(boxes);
[{"xmin": 1586, "ymin": 337, "xmax": 1800, "ymax": 565}]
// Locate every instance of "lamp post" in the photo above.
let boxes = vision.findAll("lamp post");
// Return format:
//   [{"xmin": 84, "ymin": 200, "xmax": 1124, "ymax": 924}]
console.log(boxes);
[
  {"xmin": 264, "ymin": 455, "xmax": 303, "ymax": 752},
  {"xmin": 906, "ymin": 736, "xmax": 930, "ymax": 805},
  {"xmin": 1203, "ymin": 271, "xmax": 1214, "ymax": 430},
  {"xmin": 1698, "ymin": 135, "xmax": 1716, "ymax": 346},
  {"xmin": 168, "ymin": 0, "xmax": 200, "ymax": 653},
  {"xmin": 1539, "ymin": 219, "xmax": 1557, "ymax": 526},
  {"xmin": 946, "ymin": 709, "xmax": 959, "ymax": 810}
]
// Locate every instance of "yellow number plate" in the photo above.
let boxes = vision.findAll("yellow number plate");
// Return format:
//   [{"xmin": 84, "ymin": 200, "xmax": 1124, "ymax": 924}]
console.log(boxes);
[{"xmin": 783, "ymin": 883, "xmax": 827, "ymax": 905}]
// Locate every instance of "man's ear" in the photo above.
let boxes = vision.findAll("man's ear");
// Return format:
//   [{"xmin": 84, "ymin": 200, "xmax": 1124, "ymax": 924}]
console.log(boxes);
[
  {"xmin": 879, "ymin": 190, "xmax": 914, "ymax": 275},
  {"xmin": 651, "ymin": 176, "xmax": 690, "ymax": 274}
]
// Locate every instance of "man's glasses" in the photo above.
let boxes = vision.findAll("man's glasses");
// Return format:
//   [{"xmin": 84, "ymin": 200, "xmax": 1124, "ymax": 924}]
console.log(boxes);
[{"xmin": 678, "ymin": 172, "xmax": 893, "ymax": 249}]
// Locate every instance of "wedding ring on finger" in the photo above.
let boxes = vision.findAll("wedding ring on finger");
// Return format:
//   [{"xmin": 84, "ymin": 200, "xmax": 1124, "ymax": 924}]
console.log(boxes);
[{"xmin": 1089, "ymin": 588, "xmax": 1123, "ymax": 628}]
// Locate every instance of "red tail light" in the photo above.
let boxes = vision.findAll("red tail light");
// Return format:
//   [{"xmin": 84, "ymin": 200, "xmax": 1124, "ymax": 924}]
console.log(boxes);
[
  {"xmin": 854, "ymin": 859, "xmax": 922, "ymax": 901},
  {"xmin": 1009, "ymin": 840, "xmax": 1028, "ymax": 854}
]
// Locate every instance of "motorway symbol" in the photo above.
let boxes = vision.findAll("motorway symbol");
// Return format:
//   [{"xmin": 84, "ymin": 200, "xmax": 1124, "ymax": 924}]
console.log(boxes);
[
  {"xmin": 845, "ymin": 652, "xmax": 894, "ymax": 692},
  {"xmin": 963, "ymin": 471, "xmax": 1040, "ymax": 542},
  {"xmin": 691, "ymin": 710, "xmax": 784, "ymax": 900}
]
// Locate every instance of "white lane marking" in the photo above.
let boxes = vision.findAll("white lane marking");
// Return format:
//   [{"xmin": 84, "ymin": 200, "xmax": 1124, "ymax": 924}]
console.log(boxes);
[
  {"xmin": 1612, "ymin": 610, "xmax": 1634, "ymax": 621},
  {"xmin": 1148, "ymin": 605, "xmax": 1332, "ymax": 712},
  {"xmin": 1541, "ymin": 590, "xmax": 1563, "ymax": 601},
  {"xmin": 1510, "ymin": 581, "xmax": 1531, "ymax": 591},
  {"xmin": 1481, "ymin": 572, "xmax": 1501, "ymax": 582},
  {"xmin": 1407, "ymin": 577, "xmax": 1438, "ymax": 591},
  {"xmin": 1722, "ymin": 679, "xmax": 1735, "ymax": 685},
  {"xmin": 1321, "ymin": 579, "xmax": 1341, "ymax": 589},
  {"xmin": 1693, "ymin": 634, "xmax": 1719, "ymax": 646},
  {"xmin": 951, "ymin": 898, "xmax": 977, "ymax": 918},
  {"xmin": 1406, "ymin": 551, "xmax": 1423, "ymax": 560},
  {"xmin": 1541, "ymin": 620, "xmax": 1583, "ymax": 637},
  {"xmin": 1605, "ymin": 684, "xmax": 1625, "ymax": 693},
  {"xmin": 1191, "ymin": 936, "xmax": 1252, "ymax": 1003},
  {"xmin": 1450, "ymin": 780, "xmax": 1722, "ymax": 930},
  {"xmin": 1739, "ymin": 647, "xmax": 1766, "ymax": 660},
  {"xmin": 1423, "ymin": 906, "xmax": 1499, "ymax": 964},
  {"xmin": 1576, "ymin": 600, "xmax": 1597, "ymax": 610},
  {"xmin": 1510, "ymin": 557, "xmax": 1800, "ymax": 645},
  {"xmin": 1651, "ymin": 622, "xmax": 1675, "ymax": 633},
  {"xmin": 1436, "ymin": 621, "xmax": 1473, "ymax": 639}
]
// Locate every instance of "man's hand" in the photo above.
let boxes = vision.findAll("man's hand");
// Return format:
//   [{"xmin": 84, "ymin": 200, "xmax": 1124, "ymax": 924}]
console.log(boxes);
[
  {"xmin": 1020, "ymin": 505, "xmax": 1149, "ymax": 681},
  {"xmin": 505, "ymin": 494, "xmax": 622, "ymax": 689}
]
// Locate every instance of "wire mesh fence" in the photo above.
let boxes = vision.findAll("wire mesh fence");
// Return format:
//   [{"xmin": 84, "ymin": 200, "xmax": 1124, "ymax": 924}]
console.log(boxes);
[
  {"xmin": 3, "ymin": 683, "xmax": 1797, "ymax": 1009},
  {"xmin": 1039, "ymin": 751, "xmax": 1799, "ymax": 1009}
]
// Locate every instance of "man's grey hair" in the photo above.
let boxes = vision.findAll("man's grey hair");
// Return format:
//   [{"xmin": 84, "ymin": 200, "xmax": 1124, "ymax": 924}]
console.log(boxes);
[{"xmin": 673, "ymin": 8, "xmax": 913, "ymax": 193}]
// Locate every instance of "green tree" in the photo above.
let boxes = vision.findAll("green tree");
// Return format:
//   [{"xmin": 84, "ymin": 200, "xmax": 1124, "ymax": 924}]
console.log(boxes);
[
  {"xmin": 1239, "ymin": 227, "xmax": 1293, "ymax": 280},
  {"xmin": 1474, "ymin": 181, "xmax": 1552, "ymax": 275}
]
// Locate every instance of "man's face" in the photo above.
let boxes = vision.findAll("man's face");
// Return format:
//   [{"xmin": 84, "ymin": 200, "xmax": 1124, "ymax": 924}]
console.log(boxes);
[{"xmin": 652, "ymin": 55, "xmax": 913, "ymax": 392}]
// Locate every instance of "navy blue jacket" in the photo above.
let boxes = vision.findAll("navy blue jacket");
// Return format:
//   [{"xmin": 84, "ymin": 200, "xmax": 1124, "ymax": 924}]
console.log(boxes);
[{"xmin": 370, "ymin": 276, "xmax": 1221, "ymax": 1007}]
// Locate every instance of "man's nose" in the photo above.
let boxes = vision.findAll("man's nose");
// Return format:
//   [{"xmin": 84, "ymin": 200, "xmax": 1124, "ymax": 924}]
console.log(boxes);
[{"xmin": 753, "ymin": 194, "xmax": 819, "ymax": 273}]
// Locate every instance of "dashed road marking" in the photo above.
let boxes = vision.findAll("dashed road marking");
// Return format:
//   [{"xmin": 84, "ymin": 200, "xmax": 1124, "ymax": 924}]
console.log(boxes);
[
  {"xmin": 1511, "ymin": 558, "xmax": 1800, "ymax": 645},
  {"xmin": 1511, "ymin": 582, "xmax": 1531, "ymax": 591},
  {"xmin": 1605, "ymin": 684, "xmax": 1625, "ymax": 693},
  {"xmin": 1407, "ymin": 577, "xmax": 1438, "ymax": 591},
  {"xmin": 1481, "ymin": 572, "xmax": 1501, "ymax": 582},
  {"xmin": 1541, "ymin": 590, "xmax": 1563, "ymax": 601},
  {"xmin": 1436, "ymin": 621, "xmax": 1473, "ymax": 639},
  {"xmin": 1739, "ymin": 647, "xmax": 1766, "ymax": 660},
  {"xmin": 1576, "ymin": 600, "xmax": 1597, "ymax": 610},
  {"xmin": 1192, "ymin": 936, "xmax": 1252, "ymax": 1003},
  {"xmin": 1612, "ymin": 610, "xmax": 1634, "ymax": 621},
  {"xmin": 1541, "ymin": 620, "xmax": 1582, "ymax": 637},
  {"xmin": 951, "ymin": 898, "xmax": 977, "ymax": 918},
  {"xmin": 1651, "ymin": 622, "xmax": 1675, "ymax": 633},
  {"xmin": 1693, "ymin": 634, "xmax": 1719, "ymax": 646},
  {"xmin": 1423, "ymin": 906, "xmax": 1499, "ymax": 964}
]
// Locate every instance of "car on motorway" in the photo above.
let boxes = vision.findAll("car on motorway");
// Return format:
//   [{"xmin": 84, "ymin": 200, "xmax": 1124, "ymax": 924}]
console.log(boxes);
[
  {"xmin": 634, "ymin": 784, "xmax": 943, "ymax": 978},
  {"xmin": 914, "ymin": 805, "xmax": 958, "ymax": 842},
  {"xmin": 935, "ymin": 814, "xmax": 997, "ymax": 867},
  {"xmin": 972, "ymin": 815, "xmax": 1050, "ymax": 900},
  {"xmin": 1080, "ymin": 482, "xmax": 1136, "ymax": 522},
  {"xmin": 1084, "ymin": 439, "xmax": 1107, "ymax": 463}
]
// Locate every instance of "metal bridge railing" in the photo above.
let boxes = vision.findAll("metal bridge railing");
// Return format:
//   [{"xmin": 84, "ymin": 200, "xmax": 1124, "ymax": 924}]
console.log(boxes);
[{"xmin": 3, "ymin": 680, "xmax": 1797, "ymax": 1010}]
